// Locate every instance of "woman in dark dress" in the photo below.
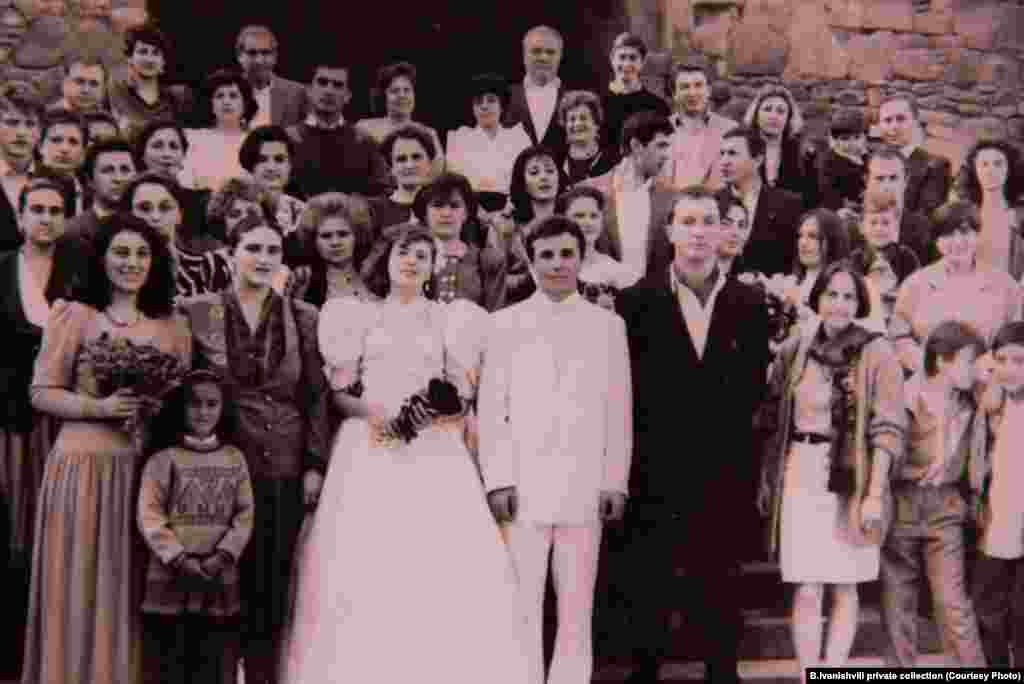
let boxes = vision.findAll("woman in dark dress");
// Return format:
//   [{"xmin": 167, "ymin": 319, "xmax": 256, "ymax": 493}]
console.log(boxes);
[
  {"xmin": 366, "ymin": 124, "xmax": 437, "ymax": 240},
  {"xmin": 180, "ymin": 214, "xmax": 330, "ymax": 684},
  {"xmin": 743, "ymin": 84, "xmax": 812, "ymax": 203},
  {"xmin": 559, "ymin": 90, "xmax": 620, "ymax": 187}
]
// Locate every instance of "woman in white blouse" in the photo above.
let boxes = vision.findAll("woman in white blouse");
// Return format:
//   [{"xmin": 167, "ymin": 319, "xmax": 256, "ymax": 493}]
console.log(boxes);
[
  {"xmin": 182, "ymin": 69, "xmax": 256, "ymax": 191},
  {"xmin": 890, "ymin": 200, "xmax": 1022, "ymax": 376},
  {"xmin": 955, "ymin": 139, "xmax": 1024, "ymax": 279},
  {"xmin": 446, "ymin": 73, "xmax": 531, "ymax": 203}
]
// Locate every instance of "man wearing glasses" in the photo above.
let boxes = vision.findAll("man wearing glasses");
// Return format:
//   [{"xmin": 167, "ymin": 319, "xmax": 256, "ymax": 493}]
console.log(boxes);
[{"xmin": 236, "ymin": 25, "xmax": 306, "ymax": 128}]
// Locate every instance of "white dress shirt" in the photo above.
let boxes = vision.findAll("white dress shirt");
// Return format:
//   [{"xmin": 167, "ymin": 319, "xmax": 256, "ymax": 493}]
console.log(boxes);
[
  {"xmin": 671, "ymin": 266, "xmax": 727, "ymax": 359},
  {"xmin": 252, "ymin": 83, "xmax": 272, "ymax": 129},
  {"xmin": 478, "ymin": 291, "xmax": 632, "ymax": 525},
  {"xmin": 523, "ymin": 77, "xmax": 560, "ymax": 143},
  {"xmin": 615, "ymin": 177, "xmax": 653, "ymax": 277},
  {"xmin": 445, "ymin": 124, "xmax": 531, "ymax": 193}
]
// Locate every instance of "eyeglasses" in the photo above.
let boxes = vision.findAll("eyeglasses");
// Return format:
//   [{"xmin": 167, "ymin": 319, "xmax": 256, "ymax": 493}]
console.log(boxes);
[{"xmin": 314, "ymin": 77, "xmax": 348, "ymax": 90}]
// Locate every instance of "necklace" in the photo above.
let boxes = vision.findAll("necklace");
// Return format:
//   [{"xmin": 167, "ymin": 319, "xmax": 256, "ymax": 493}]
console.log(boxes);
[{"xmin": 104, "ymin": 308, "xmax": 142, "ymax": 328}]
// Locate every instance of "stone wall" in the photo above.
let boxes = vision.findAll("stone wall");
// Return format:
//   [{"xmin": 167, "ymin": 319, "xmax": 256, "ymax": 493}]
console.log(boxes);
[
  {"xmin": 0, "ymin": 0, "xmax": 147, "ymax": 104},
  {"xmin": 630, "ymin": 0, "xmax": 1024, "ymax": 169}
]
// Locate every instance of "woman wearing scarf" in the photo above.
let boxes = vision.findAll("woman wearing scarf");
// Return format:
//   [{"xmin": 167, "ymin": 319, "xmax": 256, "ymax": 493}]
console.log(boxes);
[{"xmin": 759, "ymin": 261, "xmax": 905, "ymax": 680}]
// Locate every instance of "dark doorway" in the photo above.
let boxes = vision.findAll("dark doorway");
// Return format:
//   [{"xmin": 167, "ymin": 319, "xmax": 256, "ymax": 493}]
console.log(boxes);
[{"xmin": 149, "ymin": 0, "xmax": 629, "ymax": 139}]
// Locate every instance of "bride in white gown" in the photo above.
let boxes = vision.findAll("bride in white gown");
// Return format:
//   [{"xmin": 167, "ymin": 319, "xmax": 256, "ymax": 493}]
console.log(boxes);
[{"xmin": 279, "ymin": 226, "xmax": 529, "ymax": 683}]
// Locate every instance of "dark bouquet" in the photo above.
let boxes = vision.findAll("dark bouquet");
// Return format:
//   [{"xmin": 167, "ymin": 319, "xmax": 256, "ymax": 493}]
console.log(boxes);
[
  {"xmin": 80, "ymin": 332, "xmax": 188, "ymax": 446},
  {"xmin": 578, "ymin": 281, "xmax": 618, "ymax": 311},
  {"xmin": 374, "ymin": 378, "xmax": 464, "ymax": 447}
]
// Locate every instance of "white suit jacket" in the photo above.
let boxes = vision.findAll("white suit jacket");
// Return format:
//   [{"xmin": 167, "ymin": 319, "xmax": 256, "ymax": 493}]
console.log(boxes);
[{"xmin": 478, "ymin": 291, "xmax": 632, "ymax": 525}]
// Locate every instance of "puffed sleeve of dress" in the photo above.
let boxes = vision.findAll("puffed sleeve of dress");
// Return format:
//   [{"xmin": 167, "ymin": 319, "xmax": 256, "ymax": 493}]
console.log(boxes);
[
  {"xmin": 317, "ymin": 297, "xmax": 376, "ymax": 392},
  {"xmin": 442, "ymin": 299, "xmax": 489, "ymax": 401},
  {"xmin": 30, "ymin": 300, "xmax": 93, "ymax": 392}
]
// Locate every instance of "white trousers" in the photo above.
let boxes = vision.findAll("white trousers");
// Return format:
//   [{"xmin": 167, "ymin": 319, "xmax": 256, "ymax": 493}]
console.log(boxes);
[{"xmin": 503, "ymin": 522, "xmax": 603, "ymax": 684}]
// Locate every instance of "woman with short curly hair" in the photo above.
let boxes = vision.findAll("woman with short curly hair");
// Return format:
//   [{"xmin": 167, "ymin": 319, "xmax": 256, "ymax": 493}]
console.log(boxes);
[{"xmin": 181, "ymin": 69, "xmax": 257, "ymax": 192}]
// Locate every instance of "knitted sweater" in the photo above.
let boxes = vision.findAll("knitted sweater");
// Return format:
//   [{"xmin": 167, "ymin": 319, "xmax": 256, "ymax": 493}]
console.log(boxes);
[{"xmin": 138, "ymin": 442, "xmax": 254, "ymax": 616}]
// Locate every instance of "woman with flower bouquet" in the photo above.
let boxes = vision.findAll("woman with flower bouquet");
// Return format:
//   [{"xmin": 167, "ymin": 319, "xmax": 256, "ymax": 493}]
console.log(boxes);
[
  {"xmin": 179, "ymin": 214, "xmax": 330, "ymax": 684},
  {"xmin": 757, "ymin": 261, "xmax": 905, "ymax": 680},
  {"xmin": 278, "ymin": 226, "xmax": 529, "ymax": 683},
  {"xmin": 23, "ymin": 213, "xmax": 191, "ymax": 684}
]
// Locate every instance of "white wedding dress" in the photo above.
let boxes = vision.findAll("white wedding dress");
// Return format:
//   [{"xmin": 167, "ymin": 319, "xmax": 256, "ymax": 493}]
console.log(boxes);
[{"xmin": 279, "ymin": 296, "xmax": 529, "ymax": 683}]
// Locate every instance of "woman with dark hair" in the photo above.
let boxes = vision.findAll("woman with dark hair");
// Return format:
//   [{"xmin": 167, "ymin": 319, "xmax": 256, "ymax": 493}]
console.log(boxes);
[
  {"xmin": 890, "ymin": 200, "xmax": 1022, "ymax": 376},
  {"xmin": 365, "ymin": 172, "xmax": 506, "ymax": 311},
  {"xmin": 109, "ymin": 23, "xmax": 192, "ymax": 144},
  {"xmin": 780, "ymin": 208, "xmax": 852, "ymax": 317},
  {"xmin": 743, "ymin": 84, "xmax": 812, "ymax": 201},
  {"xmin": 367, "ymin": 123, "xmax": 438, "ymax": 239},
  {"xmin": 446, "ymin": 73, "xmax": 531, "ymax": 206},
  {"xmin": 180, "ymin": 213, "xmax": 329, "ymax": 684},
  {"xmin": 955, "ymin": 139, "xmax": 1024, "ymax": 278},
  {"xmin": 496, "ymin": 145, "xmax": 568, "ymax": 307},
  {"xmin": 239, "ymin": 125, "xmax": 306, "ymax": 237},
  {"xmin": 297, "ymin": 192, "xmax": 376, "ymax": 307},
  {"xmin": 22, "ymin": 212, "xmax": 191, "ymax": 684},
  {"xmin": 759, "ymin": 260, "xmax": 905, "ymax": 679},
  {"xmin": 356, "ymin": 61, "xmax": 443, "ymax": 169},
  {"xmin": 280, "ymin": 225, "xmax": 527, "ymax": 683},
  {"xmin": 123, "ymin": 171, "xmax": 233, "ymax": 299},
  {"xmin": 182, "ymin": 69, "xmax": 258, "ymax": 192},
  {"xmin": 558, "ymin": 90, "xmax": 620, "ymax": 187},
  {"xmin": 556, "ymin": 185, "xmax": 637, "ymax": 308}
]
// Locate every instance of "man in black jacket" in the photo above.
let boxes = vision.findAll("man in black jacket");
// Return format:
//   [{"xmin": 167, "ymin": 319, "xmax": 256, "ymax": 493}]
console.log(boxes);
[
  {"xmin": 717, "ymin": 126, "xmax": 804, "ymax": 276},
  {"xmin": 617, "ymin": 186, "xmax": 770, "ymax": 684}
]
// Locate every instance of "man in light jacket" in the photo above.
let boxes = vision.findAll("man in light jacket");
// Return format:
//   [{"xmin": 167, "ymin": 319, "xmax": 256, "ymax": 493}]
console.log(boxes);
[{"xmin": 479, "ymin": 215, "xmax": 632, "ymax": 684}]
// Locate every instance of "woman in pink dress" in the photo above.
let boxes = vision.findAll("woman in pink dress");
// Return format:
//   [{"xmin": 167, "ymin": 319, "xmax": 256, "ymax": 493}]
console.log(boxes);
[{"xmin": 22, "ymin": 213, "xmax": 191, "ymax": 684}]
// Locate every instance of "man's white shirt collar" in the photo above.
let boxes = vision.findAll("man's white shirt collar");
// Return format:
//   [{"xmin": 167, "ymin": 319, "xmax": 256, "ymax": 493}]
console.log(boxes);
[
  {"xmin": 305, "ymin": 112, "xmax": 344, "ymax": 129},
  {"xmin": 524, "ymin": 76, "xmax": 561, "ymax": 92}
]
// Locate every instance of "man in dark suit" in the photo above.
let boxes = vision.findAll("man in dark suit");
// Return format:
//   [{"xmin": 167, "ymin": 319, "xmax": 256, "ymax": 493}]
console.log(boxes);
[
  {"xmin": 237, "ymin": 25, "xmax": 306, "ymax": 129},
  {"xmin": 616, "ymin": 186, "xmax": 770, "ymax": 684},
  {"xmin": 0, "ymin": 90, "xmax": 41, "ymax": 252},
  {"xmin": 503, "ymin": 25, "xmax": 568, "ymax": 159},
  {"xmin": 849, "ymin": 146, "xmax": 934, "ymax": 265},
  {"xmin": 717, "ymin": 126, "xmax": 803, "ymax": 276},
  {"xmin": 878, "ymin": 94, "xmax": 951, "ymax": 218}
]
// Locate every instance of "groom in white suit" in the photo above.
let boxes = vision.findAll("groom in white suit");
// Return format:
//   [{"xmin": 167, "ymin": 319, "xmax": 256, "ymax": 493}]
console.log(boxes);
[{"xmin": 479, "ymin": 216, "xmax": 633, "ymax": 684}]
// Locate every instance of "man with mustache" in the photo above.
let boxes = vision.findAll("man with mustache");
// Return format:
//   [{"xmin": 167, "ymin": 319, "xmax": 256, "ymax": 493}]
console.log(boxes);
[
  {"xmin": 236, "ymin": 25, "xmax": 306, "ymax": 129},
  {"xmin": 616, "ymin": 187, "xmax": 770, "ymax": 684},
  {"xmin": 504, "ymin": 26, "xmax": 569, "ymax": 160},
  {"xmin": 0, "ymin": 91, "xmax": 41, "ymax": 251},
  {"xmin": 667, "ymin": 61, "xmax": 736, "ymax": 190},
  {"xmin": 286, "ymin": 60, "xmax": 390, "ymax": 199}
]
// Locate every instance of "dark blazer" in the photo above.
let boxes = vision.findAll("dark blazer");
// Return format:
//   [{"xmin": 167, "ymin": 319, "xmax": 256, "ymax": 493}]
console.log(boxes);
[
  {"xmin": 719, "ymin": 185, "xmax": 804, "ymax": 277},
  {"xmin": 0, "ymin": 187, "xmax": 19, "ymax": 253},
  {"xmin": 270, "ymin": 76, "xmax": 307, "ymax": 128},
  {"xmin": 904, "ymin": 147, "xmax": 951, "ymax": 218},
  {"xmin": 771, "ymin": 135, "xmax": 813, "ymax": 205},
  {"xmin": 617, "ymin": 270, "xmax": 770, "ymax": 518},
  {"xmin": 504, "ymin": 81, "xmax": 567, "ymax": 159}
]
